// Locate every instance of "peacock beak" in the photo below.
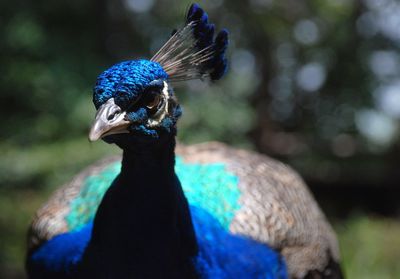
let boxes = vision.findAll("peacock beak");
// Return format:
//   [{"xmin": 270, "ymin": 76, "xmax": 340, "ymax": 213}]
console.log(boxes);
[{"xmin": 89, "ymin": 98, "xmax": 130, "ymax": 141}]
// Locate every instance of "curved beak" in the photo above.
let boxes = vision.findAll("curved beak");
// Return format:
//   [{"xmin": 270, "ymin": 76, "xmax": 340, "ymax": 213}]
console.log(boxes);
[{"xmin": 88, "ymin": 98, "xmax": 130, "ymax": 142}]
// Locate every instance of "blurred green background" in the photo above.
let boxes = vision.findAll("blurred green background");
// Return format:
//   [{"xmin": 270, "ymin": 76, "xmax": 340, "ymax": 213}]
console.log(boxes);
[{"xmin": 1, "ymin": 0, "xmax": 400, "ymax": 278}]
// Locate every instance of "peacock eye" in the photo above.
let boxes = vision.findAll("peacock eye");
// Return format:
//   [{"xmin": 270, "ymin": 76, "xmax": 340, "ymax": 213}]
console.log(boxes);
[{"xmin": 146, "ymin": 94, "xmax": 162, "ymax": 109}]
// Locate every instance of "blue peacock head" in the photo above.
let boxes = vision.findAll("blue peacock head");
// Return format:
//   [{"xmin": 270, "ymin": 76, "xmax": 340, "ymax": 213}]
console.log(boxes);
[{"xmin": 89, "ymin": 3, "xmax": 228, "ymax": 144}]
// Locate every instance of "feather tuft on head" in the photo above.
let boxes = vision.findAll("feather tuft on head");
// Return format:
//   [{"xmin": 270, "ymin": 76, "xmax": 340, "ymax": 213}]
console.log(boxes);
[{"xmin": 151, "ymin": 3, "xmax": 228, "ymax": 82}]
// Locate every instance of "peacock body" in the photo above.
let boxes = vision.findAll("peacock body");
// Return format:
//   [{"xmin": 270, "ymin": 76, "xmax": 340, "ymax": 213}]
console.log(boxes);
[{"xmin": 26, "ymin": 4, "xmax": 342, "ymax": 279}]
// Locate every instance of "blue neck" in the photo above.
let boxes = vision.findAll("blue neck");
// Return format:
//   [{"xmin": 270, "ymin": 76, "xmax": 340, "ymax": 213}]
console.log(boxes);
[{"xmin": 80, "ymin": 136, "xmax": 198, "ymax": 278}]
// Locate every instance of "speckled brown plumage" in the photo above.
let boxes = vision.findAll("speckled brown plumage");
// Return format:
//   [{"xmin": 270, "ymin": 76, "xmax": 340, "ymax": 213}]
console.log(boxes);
[{"xmin": 28, "ymin": 142, "xmax": 342, "ymax": 279}]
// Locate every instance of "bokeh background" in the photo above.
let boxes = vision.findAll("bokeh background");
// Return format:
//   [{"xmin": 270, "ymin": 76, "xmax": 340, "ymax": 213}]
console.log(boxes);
[{"xmin": 1, "ymin": 0, "xmax": 400, "ymax": 278}]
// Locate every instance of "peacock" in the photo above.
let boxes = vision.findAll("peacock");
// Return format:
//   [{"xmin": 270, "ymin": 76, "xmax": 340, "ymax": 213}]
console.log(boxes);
[{"xmin": 26, "ymin": 4, "xmax": 343, "ymax": 279}]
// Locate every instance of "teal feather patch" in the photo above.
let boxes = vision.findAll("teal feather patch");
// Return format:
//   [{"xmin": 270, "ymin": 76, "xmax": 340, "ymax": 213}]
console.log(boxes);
[
  {"xmin": 175, "ymin": 157, "xmax": 240, "ymax": 229},
  {"xmin": 65, "ymin": 162, "xmax": 121, "ymax": 230},
  {"xmin": 65, "ymin": 157, "xmax": 241, "ymax": 231}
]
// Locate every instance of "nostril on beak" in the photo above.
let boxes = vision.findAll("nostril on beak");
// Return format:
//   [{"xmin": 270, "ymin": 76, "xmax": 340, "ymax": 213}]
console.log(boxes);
[
  {"xmin": 107, "ymin": 109, "xmax": 121, "ymax": 121},
  {"xmin": 89, "ymin": 98, "xmax": 130, "ymax": 141}
]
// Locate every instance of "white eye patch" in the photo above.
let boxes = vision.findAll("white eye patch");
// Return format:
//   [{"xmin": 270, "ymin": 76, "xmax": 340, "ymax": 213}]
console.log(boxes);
[{"xmin": 147, "ymin": 81, "xmax": 170, "ymax": 127}]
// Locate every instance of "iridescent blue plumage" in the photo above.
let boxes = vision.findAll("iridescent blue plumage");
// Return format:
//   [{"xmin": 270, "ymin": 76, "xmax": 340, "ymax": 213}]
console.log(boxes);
[
  {"xmin": 93, "ymin": 60, "xmax": 168, "ymax": 109},
  {"xmin": 29, "ymin": 223, "xmax": 92, "ymax": 278},
  {"xmin": 191, "ymin": 206, "xmax": 287, "ymax": 279},
  {"xmin": 30, "ymin": 206, "xmax": 287, "ymax": 279}
]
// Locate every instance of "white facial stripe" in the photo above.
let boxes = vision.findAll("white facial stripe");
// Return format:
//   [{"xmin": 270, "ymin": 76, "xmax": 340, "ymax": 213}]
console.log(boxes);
[
  {"xmin": 147, "ymin": 81, "xmax": 170, "ymax": 127},
  {"xmin": 162, "ymin": 81, "xmax": 169, "ymax": 114}
]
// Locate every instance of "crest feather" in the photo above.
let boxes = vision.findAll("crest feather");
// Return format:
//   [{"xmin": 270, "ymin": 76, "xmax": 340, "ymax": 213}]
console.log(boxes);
[{"xmin": 151, "ymin": 3, "xmax": 228, "ymax": 82}]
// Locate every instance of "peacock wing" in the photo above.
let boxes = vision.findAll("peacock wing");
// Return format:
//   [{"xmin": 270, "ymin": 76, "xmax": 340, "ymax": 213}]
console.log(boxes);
[
  {"xmin": 176, "ymin": 142, "xmax": 341, "ymax": 279},
  {"xmin": 27, "ymin": 156, "xmax": 121, "ymax": 253}
]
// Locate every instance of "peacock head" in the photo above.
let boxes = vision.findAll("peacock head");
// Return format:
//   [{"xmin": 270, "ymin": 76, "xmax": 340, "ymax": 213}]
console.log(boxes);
[
  {"xmin": 89, "ymin": 60, "xmax": 181, "ymax": 143},
  {"xmin": 88, "ymin": 3, "xmax": 228, "ymax": 146}
]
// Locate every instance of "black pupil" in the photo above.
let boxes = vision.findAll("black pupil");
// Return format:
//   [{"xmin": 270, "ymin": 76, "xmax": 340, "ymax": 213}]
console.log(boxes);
[
  {"xmin": 145, "ymin": 92, "xmax": 158, "ymax": 106},
  {"xmin": 126, "ymin": 89, "xmax": 161, "ymax": 113}
]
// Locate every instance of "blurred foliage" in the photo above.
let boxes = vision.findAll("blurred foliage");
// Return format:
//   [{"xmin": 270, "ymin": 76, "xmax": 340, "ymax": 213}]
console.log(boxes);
[
  {"xmin": 1, "ymin": 0, "xmax": 400, "ymax": 278},
  {"xmin": 337, "ymin": 215, "xmax": 400, "ymax": 278}
]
